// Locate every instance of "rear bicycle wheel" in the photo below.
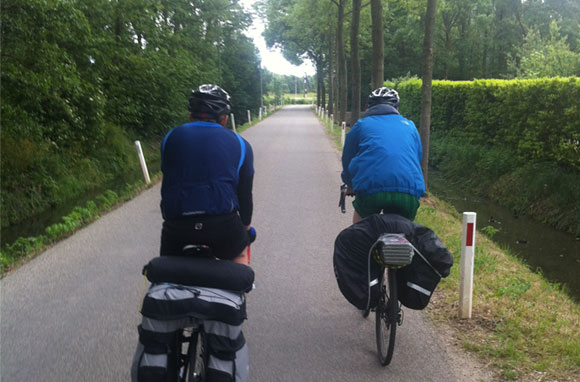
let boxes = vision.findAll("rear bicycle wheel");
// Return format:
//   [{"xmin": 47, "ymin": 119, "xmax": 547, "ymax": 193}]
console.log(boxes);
[
  {"xmin": 181, "ymin": 328, "xmax": 207, "ymax": 382},
  {"xmin": 188, "ymin": 330, "xmax": 207, "ymax": 382},
  {"xmin": 375, "ymin": 268, "xmax": 398, "ymax": 366}
]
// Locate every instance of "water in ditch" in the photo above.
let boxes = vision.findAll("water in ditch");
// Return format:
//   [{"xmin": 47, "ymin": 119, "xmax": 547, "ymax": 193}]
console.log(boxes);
[{"xmin": 428, "ymin": 172, "xmax": 580, "ymax": 302}]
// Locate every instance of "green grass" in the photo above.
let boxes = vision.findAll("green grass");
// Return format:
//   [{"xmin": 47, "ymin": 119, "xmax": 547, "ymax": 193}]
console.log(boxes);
[
  {"xmin": 0, "ymin": 179, "xmax": 156, "ymax": 275},
  {"xmin": 313, "ymin": 105, "xmax": 345, "ymax": 150},
  {"xmin": 417, "ymin": 197, "xmax": 580, "ymax": 381}
]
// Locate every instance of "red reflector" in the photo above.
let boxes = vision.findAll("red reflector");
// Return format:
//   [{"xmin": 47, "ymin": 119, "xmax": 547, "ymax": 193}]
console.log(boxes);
[{"xmin": 466, "ymin": 223, "xmax": 474, "ymax": 246}]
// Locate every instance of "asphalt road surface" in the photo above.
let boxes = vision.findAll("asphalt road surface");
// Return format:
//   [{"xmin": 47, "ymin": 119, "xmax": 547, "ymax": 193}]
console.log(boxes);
[{"xmin": 1, "ymin": 105, "xmax": 460, "ymax": 381}]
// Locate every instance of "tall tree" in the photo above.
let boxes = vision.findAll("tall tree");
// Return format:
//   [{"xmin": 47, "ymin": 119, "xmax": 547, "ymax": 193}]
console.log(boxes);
[
  {"xmin": 331, "ymin": 0, "xmax": 348, "ymax": 125},
  {"xmin": 328, "ymin": 32, "xmax": 335, "ymax": 115},
  {"xmin": 419, "ymin": 0, "xmax": 437, "ymax": 192},
  {"xmin": 370, "ymin": 0, "xmax": 384, "ymax": 88},
  {"xmin": 350, "ymin": 0, "xmax": 362, "ymax": 126}
]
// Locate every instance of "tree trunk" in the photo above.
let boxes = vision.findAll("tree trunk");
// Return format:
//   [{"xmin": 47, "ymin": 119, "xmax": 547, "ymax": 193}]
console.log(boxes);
[
  {"xmin": 336, "ymin": 0, "xmax": 347, "ymax": 125},
  {"xmin": 321, "ymin": 76, "xmax": 326, "ymax": 109},
  {"xmin": 316, "ymin": 59, "xmax": 325, "ymax": 108},
  {"xmin": 419, "ymin": 0, "xmax": 437, "ymax": 194},
  {"xmin": 317, "ymin": 72, "xmax": 321, "ymax": 107},
  {"xmin": 371, "ymin": 0, "xmax": 384, "ymax": 89},
  {"xmin": 350, "ymin": 0, "xmax": 362, "ymax": 127},
  {"xmin": 327, "ymin": 32, "xmax": 334, "ymax": 115}
]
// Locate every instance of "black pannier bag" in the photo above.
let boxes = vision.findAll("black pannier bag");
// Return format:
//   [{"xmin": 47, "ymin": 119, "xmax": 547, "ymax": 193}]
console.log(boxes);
[
  {"xmin": 333, "ymin": 214, "xmax": 453, "ymax": 311},
  {"xmin": 396, "ymin": 224, "xmax": 453, "ymax": 309}
]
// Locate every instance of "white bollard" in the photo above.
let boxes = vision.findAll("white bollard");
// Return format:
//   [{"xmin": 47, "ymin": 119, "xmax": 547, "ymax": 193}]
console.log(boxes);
[
  {"xmin": 247, "ymin": 110, "xmax": 251, "ymax": 125},
  {"xmin": 134, "ymin": 140, "xmax": 151, "ymax": 184},
  {"xmin": 259, "ymin": 108, "xmax": 262, "ymax": 120},
  {"xmin": 325, "ymin": 110, "xmax": 328, "ymax": 123},
  {"xmin": 459, "ymin": 212, "xmax": 477, "ymax": 319},
  {"xmin": 231, "ymin": 113, "xmax": 237, "ymax": 132},
  {"xmin": 341, "ymin": 121, "xmax": 346, "ymax": 147}
]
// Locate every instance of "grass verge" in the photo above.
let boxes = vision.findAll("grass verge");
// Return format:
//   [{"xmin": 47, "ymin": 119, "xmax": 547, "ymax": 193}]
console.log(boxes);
[
  {"xmin": 0, "ymin": 175, "xmax": 160, "ymax": 276},
  {"xmin": 417, "ymin": 197, "xmax": 580, "ymax": 381}
]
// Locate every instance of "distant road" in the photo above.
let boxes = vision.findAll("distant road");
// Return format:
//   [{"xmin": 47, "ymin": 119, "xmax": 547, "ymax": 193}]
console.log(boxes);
[{"xmin": 1, "ymin": 105, "xmax": 460, "ymax": 381}]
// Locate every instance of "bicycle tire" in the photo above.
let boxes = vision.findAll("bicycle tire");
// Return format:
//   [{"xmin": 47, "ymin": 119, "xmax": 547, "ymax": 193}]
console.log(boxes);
[
  {"xmin": 375, "ymin": 268, "xmax": 398, "ymax": 366},
  {"xmin": 180, "ymin": 328, "xmax": 207, "ymax": 382},
  {"xmin": 189, "ymin": 330, "xmax": 207, "ymax": 382}
]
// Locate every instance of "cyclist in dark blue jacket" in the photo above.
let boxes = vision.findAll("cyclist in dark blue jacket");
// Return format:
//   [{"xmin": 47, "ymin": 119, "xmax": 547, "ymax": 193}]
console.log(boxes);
[
  {"xmin": 341, "ymin": 87, "xmax": 425, "ymax": 224},
  {"xmin": 160, "ymin": 84, "xmax": 254, "ymax": 265}
]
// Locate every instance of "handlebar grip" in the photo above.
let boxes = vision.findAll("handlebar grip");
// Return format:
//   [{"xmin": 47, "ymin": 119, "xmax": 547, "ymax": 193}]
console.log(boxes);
[{"xmin": 248, "ymin": 227, "xmax": 257, "ymax": 243}]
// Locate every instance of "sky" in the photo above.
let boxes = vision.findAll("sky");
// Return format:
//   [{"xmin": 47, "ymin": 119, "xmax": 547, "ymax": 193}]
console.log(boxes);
[{"xmin": 238, "ymin": 0, "xmax": 316, "ymax": 77}]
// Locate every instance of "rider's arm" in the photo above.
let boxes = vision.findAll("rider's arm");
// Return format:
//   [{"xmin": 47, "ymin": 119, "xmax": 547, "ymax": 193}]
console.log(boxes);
[
  {"xmin": 237, "ymin": 138, "xmax": 254, "ymax": 227},
  {"xmin": 341, "ymin": 122, "xmax": 361, "ymax": 188}
]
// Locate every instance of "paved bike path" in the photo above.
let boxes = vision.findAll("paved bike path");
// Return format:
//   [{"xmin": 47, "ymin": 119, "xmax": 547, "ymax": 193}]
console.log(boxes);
[
  {"xmin": 1, "ymin": 105, "xmax": 461, "ymax": 381},
  {"xmin": 243, "ymin": 106, "xmax": 457, "ymax": 381}
]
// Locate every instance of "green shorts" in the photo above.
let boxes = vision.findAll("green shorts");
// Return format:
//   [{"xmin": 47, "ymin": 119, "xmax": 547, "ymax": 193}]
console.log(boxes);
[{"xmin": 353, "ymin": 192, "xmax": 420, "ymax": 221}]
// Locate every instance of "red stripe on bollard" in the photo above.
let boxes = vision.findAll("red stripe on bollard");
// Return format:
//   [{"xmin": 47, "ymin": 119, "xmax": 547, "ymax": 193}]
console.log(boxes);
[{"xmin": 466, "ymin": 223, "xmax": 474, "ymax": 246}]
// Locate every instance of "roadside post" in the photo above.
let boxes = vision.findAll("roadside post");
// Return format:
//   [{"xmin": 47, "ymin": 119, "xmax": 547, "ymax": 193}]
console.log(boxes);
[
  {"xmin": 341, "ymin": 121, "xmax": 346, "ymax": 147},
  {"xmin": 259, "ymin": 108, "xmax": 262, "ymax": 120},
  {"xmin": 134, "ymin": 140, "xmax": 151, "ymax": 184},
  {"xmin": 231, "ymin": 114, "xmax": 237, "ymax": 132},
  {"xmin": 247, "ymin": 110, "xmax": 251, "ymax": 125},
  {"xmin": 459, "ymin": 212, "xmax": 477, "ymax": 319}
]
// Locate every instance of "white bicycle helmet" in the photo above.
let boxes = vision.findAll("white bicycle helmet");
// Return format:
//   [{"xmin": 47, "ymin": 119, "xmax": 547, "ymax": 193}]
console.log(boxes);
[{"xmin": 367, "ymin": 87, "xmax": 400, "ymax": 108}]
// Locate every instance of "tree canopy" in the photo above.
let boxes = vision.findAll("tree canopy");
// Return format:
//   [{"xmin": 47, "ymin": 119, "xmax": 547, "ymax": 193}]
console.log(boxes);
[
  {"xmin": 261, "ymin": 0, "xmax": 580, "ymax": 115},
  {"xmin": 0, "ymin": 0, "xmax": 264, "ymax": 228}
]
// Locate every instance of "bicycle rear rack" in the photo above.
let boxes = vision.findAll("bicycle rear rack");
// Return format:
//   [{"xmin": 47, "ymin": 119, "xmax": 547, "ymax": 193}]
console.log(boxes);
[{"xmin": 372, "ymin": 234, "xmax": 414, "ymax": 268}]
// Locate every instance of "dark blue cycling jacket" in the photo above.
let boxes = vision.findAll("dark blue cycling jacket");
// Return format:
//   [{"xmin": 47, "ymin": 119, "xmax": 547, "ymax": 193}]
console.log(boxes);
[
  {"xmin": 341, "ymin": 104, "xmax": 425, "ymax": 199},
  {"xmin": 160, "ymin": 121, "xmax": 254, "ymax": 223}
]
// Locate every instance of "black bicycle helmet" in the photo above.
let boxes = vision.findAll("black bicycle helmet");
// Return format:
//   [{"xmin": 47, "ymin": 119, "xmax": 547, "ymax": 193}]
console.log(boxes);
[
  {"xmin": 188, "ymin": 84, "xmax": 232, "ymax": 119},
  {"xmin": 367, "ymin": 87, "xmax": 400, "ymax": 108}
]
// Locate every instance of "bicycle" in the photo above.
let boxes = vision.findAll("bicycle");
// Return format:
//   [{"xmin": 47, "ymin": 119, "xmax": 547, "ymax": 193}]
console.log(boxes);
[
  {"xmin": 134, "ymin": 236, "xmax": 255, "ymax": 382},
  {"xmin": 339, "ymin": 185, "xmax": 414, "ymax": 366}
]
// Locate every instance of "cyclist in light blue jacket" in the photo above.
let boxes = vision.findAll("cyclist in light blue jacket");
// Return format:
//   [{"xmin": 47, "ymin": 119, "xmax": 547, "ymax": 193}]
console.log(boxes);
[{"xmin": 341, "ymin": 87, "xmax": 425, "ymax": 224}]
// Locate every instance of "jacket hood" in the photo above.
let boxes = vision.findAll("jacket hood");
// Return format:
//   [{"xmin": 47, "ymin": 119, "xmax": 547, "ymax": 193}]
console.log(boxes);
[{"xmin": 363, "ymin": 104, "xmax": 399, "ymax": 118}]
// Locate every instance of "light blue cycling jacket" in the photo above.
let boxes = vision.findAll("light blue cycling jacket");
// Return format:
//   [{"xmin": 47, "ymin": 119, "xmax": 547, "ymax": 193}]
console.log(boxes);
[{"xmin": 341, "ymin": 104, "xmax": 425, "ymax": 199}]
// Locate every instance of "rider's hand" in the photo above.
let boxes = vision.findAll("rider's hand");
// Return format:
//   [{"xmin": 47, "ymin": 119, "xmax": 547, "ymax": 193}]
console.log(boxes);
[{"xmin": 346, "ymin": 186, "xmax": 355, "ymax": 196}]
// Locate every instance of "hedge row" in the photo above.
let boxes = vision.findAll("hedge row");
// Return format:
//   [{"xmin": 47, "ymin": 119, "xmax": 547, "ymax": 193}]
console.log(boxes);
[{"xmin": 395, "ymin": 77, "xmax": 580, "ymax": 170}]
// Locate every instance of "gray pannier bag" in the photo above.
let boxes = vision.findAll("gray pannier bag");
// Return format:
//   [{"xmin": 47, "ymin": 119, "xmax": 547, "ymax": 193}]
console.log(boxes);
[{"xmin": 131, "ymin": 256, "xmax": 254, "ymax": 382}]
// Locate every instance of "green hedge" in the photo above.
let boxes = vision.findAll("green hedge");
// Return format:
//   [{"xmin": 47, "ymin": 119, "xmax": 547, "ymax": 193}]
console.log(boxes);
[{"xmin": 396, "ymin": 77, "xmax": 580, "ymax": 170}]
